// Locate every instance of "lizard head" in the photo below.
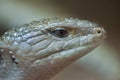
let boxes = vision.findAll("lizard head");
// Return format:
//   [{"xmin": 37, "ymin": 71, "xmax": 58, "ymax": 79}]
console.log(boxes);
[{"xmin": 1, "ymin": 18, "xmax": 106, "ymax": 80}]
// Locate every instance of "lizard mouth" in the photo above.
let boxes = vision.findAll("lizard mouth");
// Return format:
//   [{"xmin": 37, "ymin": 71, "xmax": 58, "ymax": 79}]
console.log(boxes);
[
  {"xmin": 32, "ymin": 34, "xmax": 106, "ymax": 63},
  {"xmin": 31, "ymin": 29, "xmax": 106, "ymax": 62},
  {"xmin": 10, "ymin": 26, "xmax": 106, "ymax": 65},
  {"xmin": 10, "ymin": 31, "xmax": 106, "ymax": 65},
  {"xmin": 31, "ymin": 42, "xmax": 101, "ymax": 67}
]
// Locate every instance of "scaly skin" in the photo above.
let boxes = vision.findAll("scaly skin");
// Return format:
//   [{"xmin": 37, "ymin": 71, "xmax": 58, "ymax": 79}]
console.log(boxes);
[{"xmin": 0, "ymin": 18, "xmax": 106, "ymax": 80}]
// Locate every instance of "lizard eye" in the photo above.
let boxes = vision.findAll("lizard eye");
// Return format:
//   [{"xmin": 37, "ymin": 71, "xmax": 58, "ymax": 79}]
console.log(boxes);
[{"xmin": 51, "ymin": 28, "xmax": 69, "ymax": 38}]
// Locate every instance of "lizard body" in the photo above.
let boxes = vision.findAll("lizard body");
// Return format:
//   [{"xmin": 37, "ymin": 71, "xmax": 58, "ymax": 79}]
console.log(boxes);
[{"xmin": 0, "ymin": 18, "xmax": 106, "ymax": 80}]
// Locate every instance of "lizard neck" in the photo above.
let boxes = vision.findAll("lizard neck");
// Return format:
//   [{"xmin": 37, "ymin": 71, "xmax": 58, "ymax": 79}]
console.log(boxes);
[{"xmin": 0, "ymin": 48, "xmax": 24, "ymax": 80}]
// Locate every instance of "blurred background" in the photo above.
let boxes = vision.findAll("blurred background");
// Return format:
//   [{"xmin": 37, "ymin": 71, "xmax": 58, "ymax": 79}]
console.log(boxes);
[{"xmin": 0, "ymin": 0, "xmax": 120, "ymax": 80}]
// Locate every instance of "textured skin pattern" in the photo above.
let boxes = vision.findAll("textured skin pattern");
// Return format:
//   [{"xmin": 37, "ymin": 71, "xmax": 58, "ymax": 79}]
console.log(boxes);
[{"xmin": 0, "ymin": 18, "xmax": 106, "ymax": 80}]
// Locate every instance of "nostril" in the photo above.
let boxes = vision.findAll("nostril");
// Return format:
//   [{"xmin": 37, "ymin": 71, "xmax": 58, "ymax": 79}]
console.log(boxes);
[
  {"xmin": 94, "ymin": 28, "xmax": 102, "ymax": 35},
  {"xmin": 97, "ymin": 29, "xmax": 102, "ymax": 34}
]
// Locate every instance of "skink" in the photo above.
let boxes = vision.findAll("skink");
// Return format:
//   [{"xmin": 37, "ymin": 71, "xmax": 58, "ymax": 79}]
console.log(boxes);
[{"xmin": 0, "ymin": 18, "xmax": 106, "ymax": 80}]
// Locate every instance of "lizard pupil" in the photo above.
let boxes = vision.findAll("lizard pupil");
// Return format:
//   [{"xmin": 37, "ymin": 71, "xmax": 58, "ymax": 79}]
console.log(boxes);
[{"xmin": 52, "ymin": 29, "xmax": 69, "ymax": 38}]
